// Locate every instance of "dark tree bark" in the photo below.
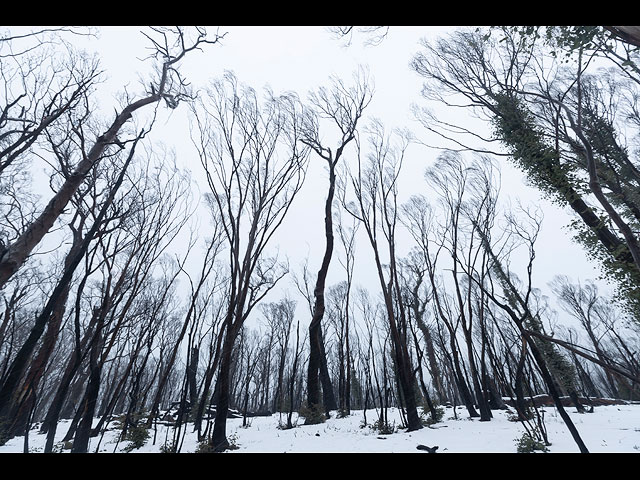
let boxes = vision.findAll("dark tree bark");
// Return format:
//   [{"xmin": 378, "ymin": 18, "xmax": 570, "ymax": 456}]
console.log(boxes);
[
  {"xmin": 193, "ymin": 73, "xmax": 309, "ymax": 451},
  {"xmin": 344, "ymin": 123, "xmax": 423, "ymax": 431},
  {"xmin": 2, "ymin": 215, "xmax": 84, "ymax": 438},
  {"xmin": 70, "ymin": 325, "xmax": 104, "ymax": 452},
  {"xmin": 301, "ymin": 73, "xmax": 371, "ymax": 419},
  {"xmin": 0, "ymin": 27, "xmax": 222, "ymax": 290},
  {"xmin": 473, "ymin": 219, "xmax": 590, "ymax": 453},
  {"xmin": 0, "ymin": 136, "xmax": 142, "ymax": 445}
]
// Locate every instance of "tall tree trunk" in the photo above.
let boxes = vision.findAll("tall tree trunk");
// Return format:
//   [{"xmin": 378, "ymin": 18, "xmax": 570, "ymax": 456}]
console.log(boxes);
[
  {"xmin": 211, "ymin": 326, "xmax": 236, "ymax": 452},
  {"xmin": 319, "ymin": 328, "xmax": 337, "ymax": 414},
  {"xmin": 0, "ymin": 137, "xmax": 140, "ymax": 445},
  {"xmin": 187, "ymin": 346, "xmax": 199, "ymax": 412},
  {"xmin": 307, "ymin": 164, "xmax": 338, "ymax": 418},
  {"xmin": 71, "ymin": 327, "xmax": 104, "ymax": 453},
  {"xmin": 194, "ymin": 328, "xmax": 225, "ymax": 437},
  {"xmin": 0, "ymin": 27, "xmax": 214, "ymax": 291},
  {"xmin": 4, "ymin": 226, "xmax": 83, "ymax": 438},
  {"xmin": 417, "ymin": 320, "xmax": 447, "ymax": 404}
]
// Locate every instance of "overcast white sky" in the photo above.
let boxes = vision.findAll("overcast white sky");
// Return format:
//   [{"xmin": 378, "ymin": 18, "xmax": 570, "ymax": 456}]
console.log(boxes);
[{"xmin": 15, "ymin": 26, "xmax": 609, "ymax": 328}]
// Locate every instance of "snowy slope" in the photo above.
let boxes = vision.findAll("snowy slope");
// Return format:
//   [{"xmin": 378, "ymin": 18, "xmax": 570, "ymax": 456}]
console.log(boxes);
[{"xmin": 1, "ymin": 404, "xmax": 639, "ymax": 453}]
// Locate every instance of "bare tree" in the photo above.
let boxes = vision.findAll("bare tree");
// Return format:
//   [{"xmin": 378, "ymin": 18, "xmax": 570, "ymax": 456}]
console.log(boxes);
[
  {"xmin": 399, "ymin": 251, "xmax": 444, "ymax": 419},
  {"xmin": 0, "ymin": 26, "xmax": 224, "ymax": 290},
  {"xmin": 328, "ymin": 27, "xmax": 390, "ymax": 47},
  {"xmin": 343, "ymin": 120, "xmax": 423, "ymax": 431},
  {"xmin": 191, "ymin": 72, "xmax": 309, "ymax": 451},
  {"xmin": 145, "ymin": 211, "xmax": 225, "ymax": 428},
  {"xmin": 260, "ymin": 297, "xmax": 296, "ymax": 416},
  {"xmin": 37, "ymin": 144, "xmax": 194, "ymax": 452},
  {"xmin": 467, "ymin": 190, "xmax": 591, "ymax": 452},
  {"xmin": 333, "ymin": 207, "xmax": 360, "ymax": 416},
  {"xmin": 299, "ymin": 70, "xmax": 372, "ymax": 421},
  {"xmin": 550, "ymin": 276, "xmax": 640, "ymax": 399},
  {"xmin": 0, "ymin": 131, "xmax": 146, "ymax": 445},
  {"xmin": 0, "ymin": 27, "xmax": 99, "ymax": 177}
]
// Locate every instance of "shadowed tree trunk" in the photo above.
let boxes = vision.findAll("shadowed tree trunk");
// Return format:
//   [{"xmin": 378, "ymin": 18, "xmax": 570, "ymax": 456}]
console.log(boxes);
[
  {"xmin": 2, "ymin": 214, "xmax": 84, "ymax": 438},
  {"xmin": 70, "ymin": 324, "xmax": 105, "ymax": 453},
  {"xmin": 300, "ymin": 74, "xmax": 372, "ymax": 419}
]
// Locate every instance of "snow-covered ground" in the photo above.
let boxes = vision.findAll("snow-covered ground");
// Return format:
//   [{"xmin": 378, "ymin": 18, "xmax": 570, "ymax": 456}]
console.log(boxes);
[{"xmin": 2, "ymin": 404, "xmax": 639, "ymax": 453}]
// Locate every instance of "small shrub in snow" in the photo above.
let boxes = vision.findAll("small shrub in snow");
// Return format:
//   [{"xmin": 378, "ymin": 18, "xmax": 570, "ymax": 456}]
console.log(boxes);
[
  {"xmin": 422, "ymin": 405, "xmax": 445, "ymax": 426},
  {"xmin": 515, "ymin": 431, "xmax": 549, "ymax": 453},
  {"xmin": 371, "ymin": 418, "xmax": 396, "ymax": 435},
  {"xmin": 195, "ymin": 440, "xmax": 216, "ymax": 453},
  {"xmin": 298, "ymin": 404, "xmax": 326, "ymax": 425},
  {"xmin": 195, "ymin": 433, "xmax": 240, "ymax": 453},
  {"xmin": 159, "ymin": 441, "xmax": 178, "ymax": 453},
  {"xmin": 122, "ymin": 425, "xmax": 150, "ymax": 452},
  {"xmin": 337, "ymin": 408, "xmax": 351, "ymax": 418},
  {"xmin": 506, "ymin": 407, "xmax": 534, "ymax": 422},
  {"xmin": 227, "ymin": 432, "xmax": 239, "ymax": 449},
  {"xmin": 110, "ymin": 414, "xmax": 126, "ymax": 430}
]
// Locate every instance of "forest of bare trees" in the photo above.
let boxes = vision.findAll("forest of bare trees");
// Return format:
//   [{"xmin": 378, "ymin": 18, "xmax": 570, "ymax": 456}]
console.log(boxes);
[{"xmin": 1, "ymin": 25, "xmax": 639, "ymax": 453}]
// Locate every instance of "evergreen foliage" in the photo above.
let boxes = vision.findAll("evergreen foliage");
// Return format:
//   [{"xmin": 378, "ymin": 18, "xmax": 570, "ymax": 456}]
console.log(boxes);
[
  {"xmin": 298, "ymin": 404, "xmax": 326, "ymax": 425},
  {"xmin": 122, "ymin": 425, "xmax": 150, "ymax": 452},
  {"xmin": 491, "ymin": 92, "xmax": 640, "ymax": 320},
  {"xmin": 515, "ymin": 430, "xmax": 550, "ymax": 453}
]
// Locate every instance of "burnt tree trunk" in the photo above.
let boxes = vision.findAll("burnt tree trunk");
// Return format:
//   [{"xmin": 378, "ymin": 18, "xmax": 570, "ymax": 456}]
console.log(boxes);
[
  {"xmin": 4, "ymin": 222, "xmax": 84, "ymax": 438},
  {"xmin": 307, "ymin": 163, "xmax": 338, "ymax": 418},
  {"xmin": 0, "ymin": 138, "xmax": 140, "ymax": 445},
  {"xmin": 71, "ymin": 326, "xmax": 105, "ymax": 453},
  {"xmin": 211, "ymin": 322, "xmax": 238, "ymax": 452}
]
